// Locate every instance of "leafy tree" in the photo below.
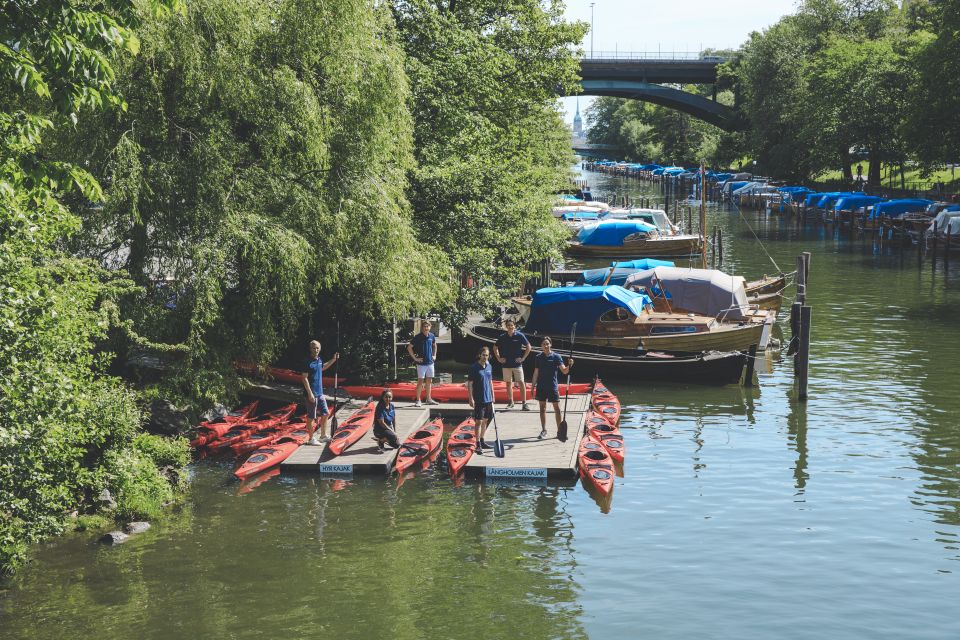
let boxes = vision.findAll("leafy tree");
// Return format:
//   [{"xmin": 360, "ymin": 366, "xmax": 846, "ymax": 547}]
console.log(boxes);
[
  {"xmin": 392, "ymin": 0, "xmax": 586, "ymax": 321},
  {"xmin": 1, "ymin": 0, "xmax": 185, "ymax": 575}
]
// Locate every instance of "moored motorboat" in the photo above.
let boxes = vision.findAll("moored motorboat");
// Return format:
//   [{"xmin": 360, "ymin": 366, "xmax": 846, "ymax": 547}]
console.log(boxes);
[
  {"xmin": 446, "ymin": 418, "xmax": 477, "ymax": 476},
  {"xmin": 566, "ymin": 220, "xmax": 703, "ymax": 258},
  {"xmin": 327, "ymin": 401, "xmax": 377, "ymax": 455},
  {"xmin": 394, "ymin": 418, "xmax": 444, "ymax": 475},
  {"xmin": 578, "ymin": 436, "xmax": 615, "ymax": 496}
]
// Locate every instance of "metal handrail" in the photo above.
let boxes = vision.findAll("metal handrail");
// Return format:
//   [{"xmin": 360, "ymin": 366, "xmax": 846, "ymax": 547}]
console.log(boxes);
[{"xmin": 581, "ymin": 51, "xmax": 729, "ymax": 62}]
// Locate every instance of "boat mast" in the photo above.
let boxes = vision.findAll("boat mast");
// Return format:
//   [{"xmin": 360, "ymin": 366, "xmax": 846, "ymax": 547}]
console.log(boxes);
[{"xmin": 700, "ymin": 161, "xmax": 707, "ymax": 269}]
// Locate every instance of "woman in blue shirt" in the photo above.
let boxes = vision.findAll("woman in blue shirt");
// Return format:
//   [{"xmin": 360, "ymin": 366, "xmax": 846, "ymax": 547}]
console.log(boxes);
[
  {"xmin": 530, "ymin": 337, "xmax": 572, "ymax": 440},
  {"xmin": 373, "ymin": 390, "xmax": 401, "ymax": 453}
]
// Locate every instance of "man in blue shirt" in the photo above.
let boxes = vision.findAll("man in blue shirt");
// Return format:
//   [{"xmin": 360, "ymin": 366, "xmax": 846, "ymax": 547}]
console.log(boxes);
[
  {"xmin": 406, "ymin": 319, "xmax": 438, "ymax": 407},
  {"xmin": 301, "ymin": 340, "xmax": 340, "ymax": 445},
  {"xmin": 493, "ymin": 318, "xmax": 532, "ymax": 411},
  {"xmin": 466, "ymin": 346, "xmax": 495, "ymax": 454},
  {"xmin": 530, "ymin": 337, "xmax": 572, "ymax": 440}
]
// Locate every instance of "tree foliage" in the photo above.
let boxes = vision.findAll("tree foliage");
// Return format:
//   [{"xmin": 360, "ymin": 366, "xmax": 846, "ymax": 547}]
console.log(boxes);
[{"xmin": 1, "ymin": 0, "xmax": 186, "ymax": 575}]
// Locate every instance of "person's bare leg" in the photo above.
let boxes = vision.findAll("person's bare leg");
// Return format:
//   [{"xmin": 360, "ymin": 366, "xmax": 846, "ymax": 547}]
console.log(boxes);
[
  {"xmin": 552, "ymin": 402, "xmax": 562, "ymax": 430},
  {"xmin": 414, "ymin": 378, "xmax": 424, "ymax": 404},
  {"xmin": 539, "ymin": 401, "xmax": 547, "ymax": 429},
  {"xmin": 425, "ymin": 377, "xmax": 433, "ymax": 403},
  {"xmin": 305, "ymin": 417, "xmax": 315, "ymax": 439},
  {"xmin": 318, "ymin": 414, "xmax": 328, "ymax": 439}
]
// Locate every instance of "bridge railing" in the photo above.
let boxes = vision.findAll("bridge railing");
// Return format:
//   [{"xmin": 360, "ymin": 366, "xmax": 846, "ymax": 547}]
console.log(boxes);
[{"xmin": 582, "ymin": 51, "xmax": 729, "ymax": 62}]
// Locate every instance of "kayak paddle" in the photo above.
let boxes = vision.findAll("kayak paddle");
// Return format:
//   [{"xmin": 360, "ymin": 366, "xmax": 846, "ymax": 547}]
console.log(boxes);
[
  {"xmin": 491, "ymin": 409, "xmax": 506, "ymax": 458},
  {"xmin": 558, "ymin": 322, "xmax": 576, "ymax": 443},
  {"xmin": 331, "ymin": 320, "xmax": 340, "ymax": 434}
]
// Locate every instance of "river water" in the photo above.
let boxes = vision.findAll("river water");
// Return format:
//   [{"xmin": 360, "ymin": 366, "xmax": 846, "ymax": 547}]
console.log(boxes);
[{"xmin": 3, "ymin": 167, "xmax": 959, "ymax": 639}]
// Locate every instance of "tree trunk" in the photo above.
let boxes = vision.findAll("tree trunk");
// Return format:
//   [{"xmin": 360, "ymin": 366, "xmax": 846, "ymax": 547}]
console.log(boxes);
[
  {"xmin": 841, "ymin": 147, "xmax": 853, "ymax": 184},
  {"xmin": 867, "ymin": 147, "xmax": 882, "ymax": 186}
]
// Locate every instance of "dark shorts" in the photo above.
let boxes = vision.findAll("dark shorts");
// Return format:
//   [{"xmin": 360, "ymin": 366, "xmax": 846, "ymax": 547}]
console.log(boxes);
[
  {"xmin": 373, "ymin": 425, "xmax": 400, "ymax": 448},
  {"xmin": 472, "ymin": 402, "xmax": 494, "ymax": 421},
  {"xmin": 305, "ymin": 394, "xmax": 329, "ymax": 420},
  {"xmin": 535, "ymin": 387, "xmax": 560, "ymax": 403}
]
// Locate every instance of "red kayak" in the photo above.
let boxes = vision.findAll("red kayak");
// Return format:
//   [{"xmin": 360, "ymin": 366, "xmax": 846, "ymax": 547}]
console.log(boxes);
[
  {"xmin": 234, "ymin": 427, "xmax": 311, "ymax": 480},
  {"xmin": 343, "ymin": 382, "xmax": 591, "ymax": 403},
  {"xmin": 446, "ymin": 418, "xmax": 477, "ymax": 476},
  {"xmin": 189, "ymin": 401, "xmax": 260, "ymax": 448},
  {"xmin": 234, "ymin": 361, "xmax": 341, "ymax": 386},
  {"xmin": 591, "ymin": 381, "xmax": 621, "ymax": 425},
  {"xmin": 206, "ymin": 403, "xmax": 297, "ymax": 451},
  {"xmin": 393, "ymin": 418, "xmax": 444, "ymax": 475},
  {"xmin": 585, "ymin": 410, "xmax": 625, "ymax": 464},
  {"xmin": 578, "ymin": 436, "xmax": 615, "ymax": 496},
  {"xmin": 229, "ymin": 419, "xmax": 305, "ymax": 456},
  {"xmin": 327, "ymin": 401, "xmax": 376, "ymax": 456}
]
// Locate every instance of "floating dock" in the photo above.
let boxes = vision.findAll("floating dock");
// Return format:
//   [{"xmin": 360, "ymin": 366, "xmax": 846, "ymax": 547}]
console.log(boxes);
[{"xmin": 280, "ymin": 395, "xmax": 592, "ymax": 480}]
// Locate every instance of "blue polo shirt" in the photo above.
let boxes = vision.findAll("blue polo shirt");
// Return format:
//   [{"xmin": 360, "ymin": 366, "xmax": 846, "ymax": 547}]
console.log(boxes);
[
  {"xmin": 495, "ymin": 331, "xmax": 530, "ymax": 367},
  {"xmin": 374, "ymin": 402, "xmax": 395, "ymax": 431},
  {"xmin": 535, "ymin": 352, "xmax": 564, "ymax": 392},
  {"xmin": 304, "ymin": 357, "xmax": 324, "ymax": 395},
  {"xmin": 468, "ymin": 361, "xmax": 494, "ymax": 403},
  {"xmin": 410, "ymin": 331, "xmax": 436, "ymax": 365}
]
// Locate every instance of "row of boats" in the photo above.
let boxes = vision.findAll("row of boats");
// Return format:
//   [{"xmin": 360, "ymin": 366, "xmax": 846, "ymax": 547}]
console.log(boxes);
[{"xmin": 190, "ymin": 382, "xmax": 626, "ymax": 503}]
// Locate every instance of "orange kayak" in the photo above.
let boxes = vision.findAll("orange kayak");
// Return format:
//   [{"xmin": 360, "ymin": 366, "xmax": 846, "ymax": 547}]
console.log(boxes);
[
  {"xmin": 206, "ymin": 403, "xmax": 297, "ymax": 451},
  {"xmin": 578, "ymin": 436, "xmax": 615, "ymax": 496},
  {"xmin": 234, "ymin": 427, "xmax": 310, "ymax": 480},
  {"xmin": 343, "ymin": 381, "xmax": 591, "ymax": 403},
  {"xmin": 229, "ymin": 419, "xmax": 305, "ymax": 456},
  {"xmin": 585, "ymin": 410, "xmax": 625, "ymax": 464},
  {"xmin": 591, "ymin": 380, "xmax": 621, "ymax": 425},
  {"xmin": 394, "ymin": 418, "xmax": 444, "ymax": 475},
  {"xmin": 446, "ymin": 418, "xmax": 477, "ymax": 476},
  {"xmin": 327, "ymin": 402, "xmax": 376, "ymax": 456},
  {"xmin": 189, "ymin": 401, "xmax": 260, "ymax": 448}
]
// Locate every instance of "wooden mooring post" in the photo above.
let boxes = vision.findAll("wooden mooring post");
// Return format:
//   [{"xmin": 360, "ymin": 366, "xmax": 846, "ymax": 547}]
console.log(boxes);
[{"xmin": 791, "ymin": 253, "xmax": 812, "ymax": 400}]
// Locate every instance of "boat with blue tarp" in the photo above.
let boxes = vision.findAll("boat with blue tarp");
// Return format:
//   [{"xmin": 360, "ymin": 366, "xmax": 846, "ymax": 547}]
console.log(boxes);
[{"xmin": 566, "ymin": 221, "xmax": 703, "ymax": 258}]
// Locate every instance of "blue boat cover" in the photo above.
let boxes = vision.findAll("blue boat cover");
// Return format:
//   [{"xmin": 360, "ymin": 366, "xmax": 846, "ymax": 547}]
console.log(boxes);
[
  {"xmin": 524, "ymin": 286, "xmax": 651, "ymax": 336},
  {"xmin": 834, "ymin": 195, "xmax": 885, "ymax": 211},
  {"xmin": 871, "ymin": 199, "xmax": 934, "ymax": 219},
  {"xmin": 577, "ymin": 259, "xmax": 677, "ymax": 287},
  {"xmin": 577, "ymin": 221, "xmax": 657, "ymax": 246},
  {"xmin": 561, "ymin": 212, "xmax": 600, "ymax": 221}
]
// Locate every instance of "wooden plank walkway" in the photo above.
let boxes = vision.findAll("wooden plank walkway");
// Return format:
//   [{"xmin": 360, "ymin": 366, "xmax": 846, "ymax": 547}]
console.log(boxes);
[{"xmin": 280, "ymin": 394, "xmax": 592, "ymax": 481}]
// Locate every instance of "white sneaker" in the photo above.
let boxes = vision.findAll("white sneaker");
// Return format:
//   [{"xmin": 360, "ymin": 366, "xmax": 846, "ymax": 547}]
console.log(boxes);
[
  {"xmin": 505, "ymin": 403, "xmax": 515, "ymax": 409},
  {"xmin": 319, "ymin": 435, "xmax": 330, "ymax": 443},
  {"xmin": 414, "ymin": 401, "xmax": 422, "ymax": 407},
  {"xmin": 308, "ymin": 437, "xmax": 321, "ymax": 446}
]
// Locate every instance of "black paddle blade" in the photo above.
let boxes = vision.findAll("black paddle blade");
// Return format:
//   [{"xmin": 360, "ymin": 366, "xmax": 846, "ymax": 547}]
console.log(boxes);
[
  {"xmin": 494, "ymin": 437, "xmax": 505, "ymax": 458},
  {"xmin": 557, "ymin": 420, "xmax": 568, "ymax": 443}
]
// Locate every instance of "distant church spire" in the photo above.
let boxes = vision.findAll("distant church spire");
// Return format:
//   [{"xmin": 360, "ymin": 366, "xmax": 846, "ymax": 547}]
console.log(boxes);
[{"xmin": 573, "ymin": 98, "xmax": 583, "ymax": 137}]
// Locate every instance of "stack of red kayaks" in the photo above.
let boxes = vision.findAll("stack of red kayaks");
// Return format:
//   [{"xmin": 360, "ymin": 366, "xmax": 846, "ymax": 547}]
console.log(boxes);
[
  {"xmin": 327, "ymin": 402, "xmax": 376, "ymax": 455},
  {"xmin": 585, "ymin": 410, "xmax": 625, "ymax": 464},
  {"xmin": 342, "ymin": 381, "xmax": 591, "ymax": 403},
  {"xmin": 394, "ymin": 418, "xmax": 444, "ymax": 475},
  {"xmin": 591, "ymin": 381, "xmax": 621, "ymax": 425},
  {"xmin": 234, "ymin": 426, "xmax": 312, "ymax": 480},
  {"xmin": 229, "ymin": 419, "xmax": 306, "ymax": 456},
  {"xmin": 578, "ymin": 436, "xmax": 615, "ymax": 496},
  {"xmin": 446, "ymin": 418, "xmax": 477, "ymax": 476},
  {"xmin": 205, "ymin": 403, "xmax": 297, "ymax": 452},
  {"xmin": 189, "ymin": 401, "xmax": 260, "ymax": 448}
]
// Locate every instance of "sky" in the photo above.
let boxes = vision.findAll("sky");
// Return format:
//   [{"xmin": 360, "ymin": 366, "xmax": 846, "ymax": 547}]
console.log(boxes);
[{"xmin": 560, "ymin": 0, "xmax": 799, "ymax": 124}]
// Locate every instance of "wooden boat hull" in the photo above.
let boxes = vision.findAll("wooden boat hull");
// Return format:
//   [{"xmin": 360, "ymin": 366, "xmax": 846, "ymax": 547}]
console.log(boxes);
[
  {"xmin": 638, "ymin": 321, "xmax": 764, "ymax": 353},
  {"xmin": 460, "ymin": 324, "xmax": 747, "ymax": 385},
  {"xmin": 566, "ymin": 235, "xmax": 703, "ymax": 258}
]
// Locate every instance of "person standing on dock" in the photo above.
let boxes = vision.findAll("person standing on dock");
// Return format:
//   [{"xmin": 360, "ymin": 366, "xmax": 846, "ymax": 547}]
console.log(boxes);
[
  {"xmin": 302, "ymin": 340, "xmax": 339, "ymax": 445},
  {"xmin": 373, "ymin": 390, "xmax": 401, "ymax": 453},
  {"xmin": 407, "ymin": 319, "xmax": 438, "ymax": 407},
  {"xmin": 466, "ymin": 346, "xmax": 495, "ymax": 454},
  {"xmin": 493, "ymin": 318, "xmax": 532, "ymax": 411},
  {"xmin": 530, "ymin": 337, "xmax": 572, "ymax": 440}
]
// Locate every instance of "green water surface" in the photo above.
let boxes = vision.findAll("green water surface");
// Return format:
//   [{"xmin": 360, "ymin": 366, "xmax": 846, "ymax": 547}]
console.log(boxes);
[{"xmin": 2, "ymin": 168, "xmax": 959, "ymax": 639}]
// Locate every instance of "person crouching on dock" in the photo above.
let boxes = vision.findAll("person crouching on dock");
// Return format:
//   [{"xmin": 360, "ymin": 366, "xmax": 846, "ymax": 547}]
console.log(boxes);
[
  {"xmin": 302, "ymin": 340, "xmax": 339, "ymax": 445},
  {"xmin": 407, "ymin": 319, "xmax": 439, "ymax": 407},
  {"xmin": 373, "ymin": 390, "xmax": 401, "ymax": 454},
  {"xmin": 530, "ymin": 337, "xmax": 572, "ymax": 440},
  {"xmin": 466, "ymin": 346, "xmax": 495, "ymax": 454}
]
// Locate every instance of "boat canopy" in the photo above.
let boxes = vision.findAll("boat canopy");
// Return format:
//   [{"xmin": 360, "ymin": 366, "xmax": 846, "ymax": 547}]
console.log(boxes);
[
  {"xmin": 524, "ymin": 286, "xmax": 651, "ymax": 336},
  {"xmin": 834, "ymin": 195, "xmax": 885, "ymax": 211},
  {"xmin": 560, "ymin": 212, "xmax": 600, "ymax": 221},
  {"xmin": 601, "ymin": 209, "xmax": 673, "ymax": 231},
  {"xmin": 871, "ymin": 199, "xmax": 933, "ymax": 219},
  {"xmin": 931, "ymin": 210, "xmax": 960, "ymax": 234},
  {"xmin": 815, "ymin": 192, "xmax": 863, "ymax": 209},
  {"xmin": 578, "ymin": 259, "xmax": 677, "ymax": 286},
  {"xmin": 623, "ymin": 267, "xmax": 750, "ymax": 321},
  {"xmin": 577, "ymin": 221, "xmax": 658, "ymax": 246}
]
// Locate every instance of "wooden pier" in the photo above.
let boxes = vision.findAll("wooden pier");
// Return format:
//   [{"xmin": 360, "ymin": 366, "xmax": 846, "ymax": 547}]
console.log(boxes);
[{"xmin": 280, "ymin": 395, "xmax": 592, "ymax": 480}]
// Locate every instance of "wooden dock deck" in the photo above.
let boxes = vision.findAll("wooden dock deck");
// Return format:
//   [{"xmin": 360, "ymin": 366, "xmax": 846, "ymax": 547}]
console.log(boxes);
[{"xmin": 280, "ymin": 395, "xmax": 591, "ymax": 480}]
